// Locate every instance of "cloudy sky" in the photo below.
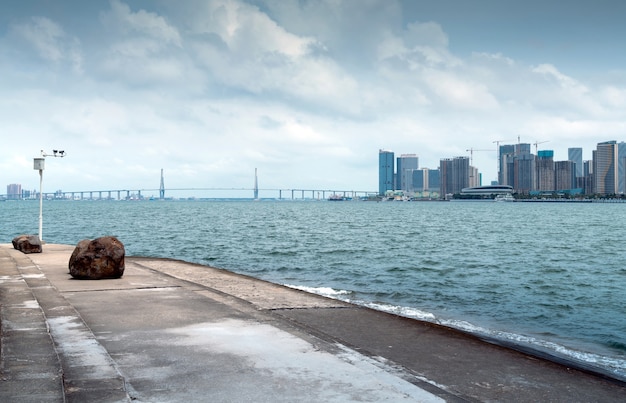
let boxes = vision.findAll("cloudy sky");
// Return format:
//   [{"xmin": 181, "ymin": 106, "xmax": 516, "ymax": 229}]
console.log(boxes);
[{"xmin": 2, "ymin": 0, "xmax": 626, "ymax": 197}]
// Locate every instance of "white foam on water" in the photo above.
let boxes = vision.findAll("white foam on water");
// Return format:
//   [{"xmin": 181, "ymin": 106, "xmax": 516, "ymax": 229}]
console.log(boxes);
[
  {"xmin": 362, "ymin": 301, "xmax": 437, "ymax": 322},
  {"xmin": 284, "ymin": 285, "xmax": 437, "ymax": 322},
  {"xmin": 387, "ymin": 304, "xmax": 626, "ymax": 381},
  {"xmin": 449, "ymin": 321, "xmax": 626, "ymax": 380},
  {"xmin": 283, "ymin": 285, "xmax": 626, "ymax": 381},
  {"xmin": 284, "ymin": 284, "xmax": 352, "ymax": 297}
]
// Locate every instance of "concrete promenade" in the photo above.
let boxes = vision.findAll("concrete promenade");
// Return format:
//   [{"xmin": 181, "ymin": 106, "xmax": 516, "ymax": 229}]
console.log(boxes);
[{"xmin": 1, "ymin": 244, "xmax": 624, "ymax": 402}]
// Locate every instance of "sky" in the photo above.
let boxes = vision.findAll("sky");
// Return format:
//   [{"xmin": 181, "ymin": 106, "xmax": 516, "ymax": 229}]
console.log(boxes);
[{"xmin": 2, "ymin": 0, "xmax": 626, "ymax": 198}]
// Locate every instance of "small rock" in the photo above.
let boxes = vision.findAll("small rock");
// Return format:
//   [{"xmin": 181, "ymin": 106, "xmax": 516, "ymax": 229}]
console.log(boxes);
[
  {"xmin": 12, "ymin": 234, "xmax": 42, "ymax": 254},
  {"xmin": 69, "ymin": 236, "xmax": 125, "ymax": 280}
]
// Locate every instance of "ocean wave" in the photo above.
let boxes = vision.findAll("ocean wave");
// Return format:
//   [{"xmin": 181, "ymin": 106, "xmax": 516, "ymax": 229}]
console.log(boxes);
[
  {"xmin": 284, "ymin": 284, "xmax": 352, "ymax": 298},
  {"xmin": 360, "ymin": 301, "xmax": 437, "ymax": 322},
  {"xmin": 5, "ymin": 200, "xmax": 625, "ymax": 383},
  {"xmin": 284, "ymin": 284, "xmax": 626, "ymax": 382},
  {"xmin": 440, "ymin": 318, "xmax": 625, "ymax": 374},
  {"xmin": 421, "ymin": 314, "xmax": 626, "ymax": 382}
]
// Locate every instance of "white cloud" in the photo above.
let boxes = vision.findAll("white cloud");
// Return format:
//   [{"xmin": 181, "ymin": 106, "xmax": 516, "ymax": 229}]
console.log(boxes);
[
  {"xmin": 377, "ymin": 20, "xmax": 458, "ymax": 69},
  {"xmin": 96, "ymin": 0, "xmax": 193, "ymax": 87},
  {"xmin": 526, "ymin": 116, "xmax": 626, "ymax": 139},
  {"xmin": 49, "ymin": 98, "xmax": 131, "ymax": 145},
  {"xmin": 532, "ymin": 63, "xmax": 589, "ymax": 94},
  {"xmin": 598, "ymin": 86, "xmax": 626, "ymax": 109},
  {"xmin": 103, "ymin": 0, "xmax": 182, "ymax": 46},
  {"xmin": 10, "ymin": 16, "xmax": 83, "ymax": 73},
  {"xmin": 12, "ymin": 16, "xmax": 65, "ymax": 61},
  {"xmin": 423, "ymin": 69, "xmax": 500, "ymax": 111},
  {"xmin": 2, "ymin": 0, "xmax": 626, "ymax": 194},
  {"xmin": 526, "ymin": 64, "xmax": 614, "ymax": 118},
  {"xmin": 472, "ymin": 52, "xmax": 515, "ymax": 67},
  {"xmin": 260, "ymin": 0, "xmax": 402, "ymax": 60},
  {"xmin": 404, "ymin": 21, "xmax": 449, "ymax": 49},
  {"xmin": 178, "ymin": 0, "xmax": 368, "ymax": 116}
]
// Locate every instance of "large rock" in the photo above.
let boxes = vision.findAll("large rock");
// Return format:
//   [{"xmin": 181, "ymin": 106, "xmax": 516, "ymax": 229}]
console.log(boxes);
[
  {"xmin": 69, "ymin": 236, "xmax": 125, "ymax": 280},
  {"xmin": 12, "ymin": 234, "xmax": 42, "ymax": 254}
]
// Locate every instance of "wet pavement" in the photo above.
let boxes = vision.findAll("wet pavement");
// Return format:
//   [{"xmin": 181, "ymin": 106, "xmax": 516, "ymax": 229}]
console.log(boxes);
[{"xmin": 1, "ymin": 244, "xmax": 624, "ymax": 402}]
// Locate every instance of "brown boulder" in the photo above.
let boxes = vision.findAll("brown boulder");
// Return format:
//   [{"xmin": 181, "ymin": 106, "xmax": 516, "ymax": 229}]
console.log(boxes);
[
  {"xmin": 12, "ymin": 234, "xmax": 42, "ymax": 254},
  {"xmin": 69, "ymin": 236, "xmax": 125, "ymax": 280}
]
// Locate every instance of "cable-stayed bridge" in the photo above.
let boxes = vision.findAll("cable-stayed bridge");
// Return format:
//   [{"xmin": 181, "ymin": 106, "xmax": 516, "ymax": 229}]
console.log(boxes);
[
  {"xmin": 5, "ymin": 188, "xmax": 377, "ymax": 201},
  {"xmin": 3, "ymin": 168, "xmax": 377, "ymax": 200}
]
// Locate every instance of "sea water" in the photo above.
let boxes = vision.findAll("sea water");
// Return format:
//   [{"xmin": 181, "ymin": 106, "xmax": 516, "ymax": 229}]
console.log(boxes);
[{"xmin": 1, "ymin": 199, "xmax": 625, "ymax": 380}]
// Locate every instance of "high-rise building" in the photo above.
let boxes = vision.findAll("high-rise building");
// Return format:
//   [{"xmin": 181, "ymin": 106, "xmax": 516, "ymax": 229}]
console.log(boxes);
[
  {"xmin": 618, "ymin": 142, "xmax": 626, "ymax": 194},
  {"xmin": 498, "ymin": 144, "xmax": 515, "ymax": 185},
  {"xmin": 396, "ymin": 154, "xmax": 419, "ymax": 192},
  {"xmin": 517, "ymin": 143, "xmax": 532, "ymax": 155},
  {"xmin": 439, "ymin": 158, "xmax": 452, "ymax": 197},
  {"xmin": 468, "ymin": 166, "xmax": 479, "ymax": 188},
  {"xmin": 428, "ymin": 169, "xmax": 440, "ymax": 192},
  {"xmin": 555, "ymin": 160, "xmax": 575, "ymax": 191},
  {"xmin": 513, "ymin": 144, "xmax": 534, "ymax": 193},
  {"xmin": 413, "ymin": 169, "xmax": 426, "ymax": 192},
  {"xmin": 568, "ymin": 147, "xmax": 583, "ymax": 178},
  {"xmin": 536, "ymin": 150, "xmax": 555, "ymax": 192},
  {"xmin": 378, "ymin": 149, "xmax": 394, "ymax": 195},
  {"xmin": 440, "ymin": 156, "xmax": 470, "ymax": 196},
  {"xmin": 594, "ymin": 141, "xmax": 618, "ymax": 195},
  {"xmin": 6, "ymin": 184, "xmax": 22, "ymax": 200},
  {"xmin": 499, "ymin": 143, "xmax": 533, "ymax": 190},
  {"xmin": 582, "ymin": 160, "xmax": 593, "ymax": 194},
  {"xmin": 412, "ymin": 168, "xmax": 441, "ymax": 192}
]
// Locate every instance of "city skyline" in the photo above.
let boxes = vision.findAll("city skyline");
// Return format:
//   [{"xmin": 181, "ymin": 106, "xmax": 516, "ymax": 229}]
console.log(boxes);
[
  {"xmin": 2, "ymin": 1, "xmax": 626, "ymax": 194},
  {"xmin": 383, "ymin": 138, "xmax": 626, "ymax": 197},
  {"xmin": 7, "ymin": 136, "xmax": 626, "ymax": 199}
]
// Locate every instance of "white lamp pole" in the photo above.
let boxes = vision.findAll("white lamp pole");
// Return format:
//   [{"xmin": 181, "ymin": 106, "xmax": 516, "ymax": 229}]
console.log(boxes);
[{"xmin": 33, "ymin": 149, "xmax": 65, "ymax": 243}]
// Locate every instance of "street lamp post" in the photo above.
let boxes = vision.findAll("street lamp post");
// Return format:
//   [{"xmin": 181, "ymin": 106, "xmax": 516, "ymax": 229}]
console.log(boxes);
[{"xmin": 33, "ymin": 149, "xmax": 65, "ymax": 243}]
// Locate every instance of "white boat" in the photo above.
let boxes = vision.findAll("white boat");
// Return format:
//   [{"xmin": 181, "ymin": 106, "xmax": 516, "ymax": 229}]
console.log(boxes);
[{"xmin": 494, "ymin": 194, "xmax": 515, "ymax": 202}]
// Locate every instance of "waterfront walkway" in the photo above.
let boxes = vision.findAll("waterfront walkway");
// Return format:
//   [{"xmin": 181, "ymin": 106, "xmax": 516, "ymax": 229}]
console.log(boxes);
[{"xmin": 1, "ymin": 244, "xmax": 624, "ymax": 402}]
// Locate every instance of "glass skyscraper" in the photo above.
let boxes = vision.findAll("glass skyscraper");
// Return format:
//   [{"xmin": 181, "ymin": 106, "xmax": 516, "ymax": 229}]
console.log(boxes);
[
  {"xmin": 412, "ymin": 167, "xmax": 440, "ymax": 192},
  {"xmin": 498, "ymin": 144, "xmax": 515, "ymax": 186},
  {"xmin": 618, "ymin": 142, "xmax": 626, "ymax": 194},
  {"xmin": 594, "ymin": 141, "xmax": 618, "ymax": 195},
  {"xmin": 379, "ymin": 149, "xmax": 394, "ymax": 195},
  {"xmin": 396, "ymin": 154, "xmax": 419, "ymax": 192},
  {"xmin": 568, "ymin": 147, "xmax": 583, "ymax": 178},
  {"xmin": 428, "ymin": 169, "xmax": 440, "ymax": 192}
]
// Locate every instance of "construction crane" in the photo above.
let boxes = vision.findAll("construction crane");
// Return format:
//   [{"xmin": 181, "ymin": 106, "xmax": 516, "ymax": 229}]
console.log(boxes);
[
  {"xmin": 533, "ymin": 140, "xmax": 549, "ymax": 154},
  {"xmin": 466, "ymin": 148, "xmax": 495, "ymax": 166},
  {"xmin": 492, "ymin": 139, "xmax": 516, "ymax": 178},
  {"xmin": 492, "ymin": 139, "xmax": 515, "ymax": 150}
]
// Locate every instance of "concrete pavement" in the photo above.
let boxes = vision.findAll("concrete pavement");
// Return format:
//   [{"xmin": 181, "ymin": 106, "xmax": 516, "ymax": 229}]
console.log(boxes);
[{"xmin": 1, "ymin": 244, "xmax": 624, "ymax": 402}]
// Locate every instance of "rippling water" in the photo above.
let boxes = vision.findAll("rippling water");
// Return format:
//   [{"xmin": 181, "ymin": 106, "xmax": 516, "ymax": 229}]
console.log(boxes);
[{"xmin": 2, "ymin": 199, "xmax": 625, "ymax": 380}]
